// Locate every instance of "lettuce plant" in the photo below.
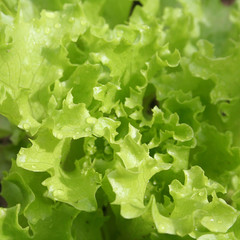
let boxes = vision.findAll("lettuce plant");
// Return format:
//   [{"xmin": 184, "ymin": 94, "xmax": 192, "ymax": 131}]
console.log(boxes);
[{"xmin": 1, "ymin": 0, "xmax": 240, "ymax": 239}]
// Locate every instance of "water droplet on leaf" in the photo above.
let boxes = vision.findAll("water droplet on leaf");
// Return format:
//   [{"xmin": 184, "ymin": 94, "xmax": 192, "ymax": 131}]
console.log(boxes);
[
  {"xmin": 18, "ymin": 154, "xmax": 26, "ymax": 163},
  {"xmin": 198, "ymin": 192, "xmax": 204, "ymax": 196}
]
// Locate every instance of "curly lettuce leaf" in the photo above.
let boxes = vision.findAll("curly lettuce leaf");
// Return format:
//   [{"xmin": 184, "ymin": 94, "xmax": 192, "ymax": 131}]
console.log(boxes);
[{"xmin": 0, "ymin": 205, "xmax": 30, "ymax": 240}]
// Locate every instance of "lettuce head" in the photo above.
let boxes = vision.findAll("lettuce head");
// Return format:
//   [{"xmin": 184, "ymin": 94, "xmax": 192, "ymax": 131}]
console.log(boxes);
[{"xmin": 1, "ymin": 0, "xmax": 240, "ymax": 239}]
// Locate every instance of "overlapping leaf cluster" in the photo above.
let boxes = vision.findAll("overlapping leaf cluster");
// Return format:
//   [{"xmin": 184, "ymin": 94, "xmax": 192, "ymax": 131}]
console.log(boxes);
[{"xmin": 1, "ymin": 0, "xmax": 240, "ymax": 239}]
